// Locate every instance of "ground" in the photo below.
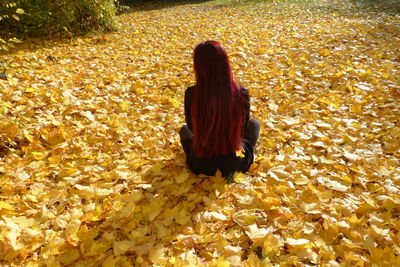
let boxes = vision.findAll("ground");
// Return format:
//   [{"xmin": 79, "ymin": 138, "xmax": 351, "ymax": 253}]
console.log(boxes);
[{"xmin": 0, "ymin": 0, "xmax": 399, "ymax": 266}]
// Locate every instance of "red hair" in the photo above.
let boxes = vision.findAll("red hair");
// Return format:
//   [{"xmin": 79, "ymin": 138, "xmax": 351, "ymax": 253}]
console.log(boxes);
[{"xmin": 191, "ymin": 40, "xmax": 246, "ymax": 158}]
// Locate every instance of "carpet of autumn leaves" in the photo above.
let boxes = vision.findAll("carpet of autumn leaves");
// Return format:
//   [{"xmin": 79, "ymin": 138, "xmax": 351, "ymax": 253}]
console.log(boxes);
[{"xmin": 1, "ymin": 0, "xmax": 400, "ymax": 266}]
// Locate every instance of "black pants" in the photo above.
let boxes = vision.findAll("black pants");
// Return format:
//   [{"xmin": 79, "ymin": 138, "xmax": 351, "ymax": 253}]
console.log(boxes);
[{"xmin": 179, "ymin": 119, "xmax": 260, "ymax": 176}]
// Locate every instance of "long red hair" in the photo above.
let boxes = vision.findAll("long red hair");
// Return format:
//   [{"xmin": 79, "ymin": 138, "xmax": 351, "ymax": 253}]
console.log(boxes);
[{"xmin": 191, "ymin": 40, "xmax": 246, "ymax": 158}]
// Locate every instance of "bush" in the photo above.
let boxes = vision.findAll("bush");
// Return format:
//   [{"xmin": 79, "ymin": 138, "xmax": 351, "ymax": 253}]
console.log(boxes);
[
  {"xmin": 0, "ymin": 0, "xmax": 117, "ymax": 37},
  {"xmin": 0, "ymin": 1, "xmax": 24, "ymax": 50}
]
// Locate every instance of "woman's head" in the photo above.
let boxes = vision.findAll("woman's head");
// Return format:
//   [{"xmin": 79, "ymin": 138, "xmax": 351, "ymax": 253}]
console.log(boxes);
[
  {"xmin": 191, "ymin": 40, "xmax": 247, "ymax": 158},
  {"xmin": 193, "ymin": 41, "xmax": 233, "ymax": 88}
]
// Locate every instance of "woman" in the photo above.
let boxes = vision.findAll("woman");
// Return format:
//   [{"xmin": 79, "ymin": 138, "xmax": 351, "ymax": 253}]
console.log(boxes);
[{"xmin": 180, "ymin": 40, "xmax": 260, "ymax": 177}]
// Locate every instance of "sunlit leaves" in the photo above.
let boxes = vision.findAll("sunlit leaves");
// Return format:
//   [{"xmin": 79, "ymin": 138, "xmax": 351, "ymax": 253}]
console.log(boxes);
[{"xmin": 0, "ymin": 0, "xmax": 399, "ymax": 266}]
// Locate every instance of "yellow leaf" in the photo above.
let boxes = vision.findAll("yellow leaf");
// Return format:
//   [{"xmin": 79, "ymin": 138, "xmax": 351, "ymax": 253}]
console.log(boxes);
[
  {"xmin": 391, "ymin": 127, "xmax": 400, "ymax": 138},
  {"xmin": 48, "ymin": 154, "xmax": 61, "ymax": 163},
  {"xmin": 175, "ymin": 169, "xmax": 189, "ymax": 184},
  {"xmin": 118, "ymin": 101, "xmax": 130, "ymax": 112},
  {"xmin": 351, "ymin": 102, "xmax": 363, "ymax": 115},
  {"xmin": 113, "ymin": 240, "xmax": 135, "ymax": 256},
  {"xmin": 383, "ymin": 198, "xmax": 395, "ymax": 211},
  {"xmin": 203, "ymin": 211, "xmax": 228, "ymax": 221},
  {"xmin": 263, "ymin": 234, "xmax": 283, "ymax": 258},
  {"xmin": 286, "ymin": 238, "xmax": 309, "ymax": 246},
  {"xmin": 319, "ymin": 48, "xmax": 330, "ymax": 56},
  {"xmin": 268, "ymin": 165, "xmax": 289, "ymax": 181},
  {"xmin": 214, "ymin": 257, "xmax": 231, "ymax": 267},
  {"xmin": 335, "ymin": 71, "xmax": 343, "ymax": 78},
  {"xmin": 235, "ymin": 149, "xmax": 245, "ymax": 158},
  {"xmin": 130, "ymin": 84, "xmax": 144, "ymax": 94},
  {"xmin": 58, "ymin": 248, "xmax": 80, "ymax": 265},
  {"xmin": 23, "ymin": 129, "xmax": 34, "ymax": 142},
  {"xmin": 31, "ymin": 151, "xmax": 45, "ymax": 160},
  {"xmin": 59, "ymin": 167, "xmax": 79, "ymax": 178},
  {"xmin": 175, "ymin": 209, "xmax": 190, "ymax": 225},
  {"xmin": 344, "ymin": 252, "xmax": 365, "ymax": 266},
  {"xmin": 307, "ymin": 182, "xmax": 318, "ymax": 194},
  {"xmin": 148, "ymin": 245, "xmax": 166, "ymax": 265},
  {"xmin": 259, "ymin": 197, "xmax": 282, "ymax": 210},
  {"xmin": 16, "ymin": 8, "xmax": 25, "ymax": 14},
  {"xmin": 0, "ymin": 201, "xmax": 14, "ymax": 210},
  {"xmin": 341, "ymin": 175, "xmax": 353, "ymax": 184},
  {"xmin": 42, "ymin": 128, "xmax": 67, "ymax": 146},
  {"xmin": 102, "ymin": 255, "xmax": 116, "ymax": 267},
  {"xmin": 233, "ymin": 172, "xmax": 245, "ymax": 183},
  {"xmin": 215, "ymin": 169, "xmax": 222, "ymax": 178},
  {"xmin": 25, "ymin": 87, "xmax": 37, "ymax": 93},
  {"xmin": 3, "ymin": 122, "xmax": 18, "ymax": 138},
  {"xmin": 245, "ymin": 224, "xmax": 270, "ymax": 245},
  {"xmin": 142, "ymin": 198, "xmax": 165, "ymax": 221},
  {"xmin": 232, "ymin": 210, "xmax": 258, "ymax": 226}
]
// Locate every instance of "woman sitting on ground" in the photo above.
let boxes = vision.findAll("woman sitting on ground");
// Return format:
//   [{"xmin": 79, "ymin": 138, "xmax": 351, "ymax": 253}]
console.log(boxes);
[{"xmin": 180, "ymin": 40, "xmax": 260, "ymax": 177}]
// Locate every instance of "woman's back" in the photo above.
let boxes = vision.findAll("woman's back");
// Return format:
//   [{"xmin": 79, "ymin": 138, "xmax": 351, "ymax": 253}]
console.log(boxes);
[
  {"xmin": 179, "ymin": 40, "xmax": 260, "ymax": 177},
  {"xmin": 190, "ymin": 41, "xmax": 247, "ymax": 158},
  {"xmin": 185, "ymin": 86, "xmax": 250, "ymax": 158}
]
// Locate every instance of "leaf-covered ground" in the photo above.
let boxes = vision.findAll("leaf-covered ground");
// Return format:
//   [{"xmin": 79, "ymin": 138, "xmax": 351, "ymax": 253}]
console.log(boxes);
[{"xmin": 1, "ymin": 0, "xmax": 400, "ymax": 266}]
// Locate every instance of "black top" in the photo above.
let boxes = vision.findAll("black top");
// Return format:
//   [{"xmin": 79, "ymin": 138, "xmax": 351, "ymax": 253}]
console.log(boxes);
[{"xmin": 182, "ymin": 86, "xmax": 253, "ymax": 177}]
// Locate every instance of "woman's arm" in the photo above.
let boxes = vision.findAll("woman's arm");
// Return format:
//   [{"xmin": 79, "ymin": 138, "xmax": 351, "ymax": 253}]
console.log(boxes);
[
  {"xmin": 242, "ymin": 87, "xmax": 250, "ymax": 129},
  {"xmin": 184, "ymin": 87, "xmax": 194, "ymax": 131}
]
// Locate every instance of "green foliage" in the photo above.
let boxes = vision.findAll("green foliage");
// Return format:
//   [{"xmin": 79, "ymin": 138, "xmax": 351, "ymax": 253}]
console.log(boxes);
[
  {"xmin": 0, "ymin": 2, "xmax": 24, "ymax": 50},
  {"xmin": 1, "ymin": 0, "xmax": 117, "ymax": 38}
]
